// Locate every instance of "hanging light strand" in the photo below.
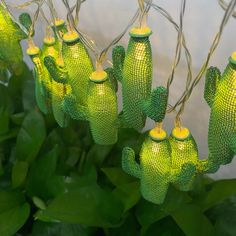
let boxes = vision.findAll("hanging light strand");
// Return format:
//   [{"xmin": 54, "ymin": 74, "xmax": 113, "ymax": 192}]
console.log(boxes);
[
  {"xmin": 62, "ymin": 0, "xmax": 99, "ymax": 58},
  {"xmin": 166, "ymin": 0, "xmax": 186, "ymax": 90},
  {"xmin": 174, "ymin": 0, "xmax": 236, "ymax": 119},
  {"xmin": 97, "ymin": 9, "xmax": 140, "ymax": 66},
  {"xmin": 219, "ymin": 0, "xmax": 236, "ymax": 17},
  {"xmin": 146, "ymin": 1, "xmax": 193, "ymax": 114},
  {"xmin": 97, "ymin": 1, "xmax": 153, "ymax": 66}
]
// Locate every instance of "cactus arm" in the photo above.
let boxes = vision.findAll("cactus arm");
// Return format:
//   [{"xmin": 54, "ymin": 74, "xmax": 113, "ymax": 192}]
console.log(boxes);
[
  {"xmin": 105, "ymin": 67, "xmax": 118, "ymax": 92},
  {"xmin": 122, "ymin": 147, "xmax": 141, "ymax": 179},
  {"xmin": 44, "ymin": 56, "xmax": 68, "ymax": 84},
  {"xmin": 114, "ymin": 112, "xmax": 132, "ymax": 129},
  {"xmin": 141, "ymin": 86, "xmax": 168, "ymax": 122},
  {"xmin": 33, "ymin": 68, "xmax": 48, "ymax": 114},
  {"xmin": 62, "ymin": 94, "xmax": 89, "ymax": 121},
  {"xmin": 170, "ymin": 162, "xmax": 196, "ymax": 185},
  {"xmin": 18, "ymin": 12, "xmax": 33, "ymax": 36},
  {"xmin": 112, "ymin": 45, "xmax": 125, "ymax": 82},
  {"xmin": 196, "ymin": 158, "xmax": 220, "ymax": 174},
  {"xmin": 204, "ymin": 67, "xmax": 221, "ymax": 108}
]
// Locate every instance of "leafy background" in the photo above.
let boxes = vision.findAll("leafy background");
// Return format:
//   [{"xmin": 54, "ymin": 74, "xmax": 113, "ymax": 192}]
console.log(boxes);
[
  {"xmin": 1, "ymin": 0, "xmax": 236, "ymax": 235},
  {"xmin": 0, "ymin": 62, "xmax": 236, "ymax": 236}
]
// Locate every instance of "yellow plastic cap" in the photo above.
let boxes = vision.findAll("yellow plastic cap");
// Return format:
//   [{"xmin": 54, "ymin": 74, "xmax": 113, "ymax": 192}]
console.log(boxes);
[
  {"xmin": 149, "ymin": 127, "xmax": 167, "ymax": 141},
  {"xmin": 26, "ymin": 46, "xmax": 40, "ymax": 56},
  {"xmin": 129, "ymin": 27, "xmax": 152, "ymax": 38},
  {"xmin": 229, "ymin": 51, "xmax": 236, "ymax": 65},
  {"xmin": 172, "ymin": 127, "xmax": 190, "ymax": 140},
  {"xmin": 43, "ymin": 37, "xmax": 56, "ymax": 46},
  {"xmin": 54, "ymin": 19, "xmax": 65, "ymax": 27},
  {"xmin": 63, "ymin": 31, "xmax": 79, "ymax": 43},
  {"xmin": 90, "ymin": 70, "xmax": 108, "ymax": 83},
  {"xmin": 231, "ymin": 52, "xmax": 236, "ymax": 61}
]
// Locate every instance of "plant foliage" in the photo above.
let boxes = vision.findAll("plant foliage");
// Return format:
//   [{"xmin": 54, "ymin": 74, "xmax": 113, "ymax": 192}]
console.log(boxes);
[{"xmin": 1, "ymin": 64, "xmax": 236, "ymax": 236}]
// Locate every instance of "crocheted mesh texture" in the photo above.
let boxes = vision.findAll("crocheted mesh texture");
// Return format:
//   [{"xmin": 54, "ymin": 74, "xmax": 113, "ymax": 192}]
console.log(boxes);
[
  {"xmin": 169, "ymin": 135, "xmax": 199, "ymax": 191},
  {"xmin": 139, "ymin": 137, "xmax": 172, "ymax": 204},
  {"xmin": 42, "ymin": 43, "xmax": 71, "ymax": 127},
  {"xmin": 0, "ymin": 4, "xmax": 26, "ymax": 69},
  {"xmin": 112, "ymin": 45, "xmax": 125, "ymax": 82},
  {"xmin": 122, "ymin": 35, "xmax": 152, "ymax": 130},
  {"xmin": 122, "ymin": 137, "xmax": 172, "ymax": 204},
  {"xmin": 33, "ymin": 66, "xmax": 49, "ymax": 115},
  {"xmin": 208, "ymin": 63, "xmax": 236, "ymax": 167},
  {"xmin": 204, "ymin": 67, "xmax": 221, "ymax": 108},
  {"xmin": 87, "ymin": 79, "xmax": 118, "ymax": 145},
  {"xmin": 62, "ymin": 39, "xmax": 94, "ymax": 106},
  {"xmin": 141, "ymin": 86, "xmax": 168, "ymax": 122}
]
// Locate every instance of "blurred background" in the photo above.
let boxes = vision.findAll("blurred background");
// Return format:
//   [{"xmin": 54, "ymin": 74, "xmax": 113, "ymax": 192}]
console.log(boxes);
[{"xmin": 7, "ymin": 0, "xmax": 236, "ymax": 179}]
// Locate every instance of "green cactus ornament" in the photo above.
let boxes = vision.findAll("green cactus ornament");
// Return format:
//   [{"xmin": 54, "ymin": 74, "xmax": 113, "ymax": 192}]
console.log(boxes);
[
  {"xmin": 122, "ymin": 127, "xmax": 196, "ymax": 204},
  {"xmin": 41, "ymin": 36, "xmax": 71, "ymax": 127},
  {"xmin": 141, "ymin": 86, "xmax": 168, "ymax": 123},
  {"xmin": 112, "ymin": 27, "xmax": 153, "ymax": 130},
  {"xmin": 27, "ymin": 45, "xmax": 50, "ymax": 114},
  {"xmin": 201, "ymin": 52, "xmax": 236, "ymax": 173},
  {"xmin": 0, "ymin": 3, "xmax": 27, "ymax": 74},
  {"xmin": 62, "ymin": 69, "xmax": 119, "ymax": 145},
  {"xmin": 169, "ymin": 127, "xmax": 200, "ymax": 191},
  {"xmin": 61, "ymin": 30, "xmax": 94, "ymax": 106}
]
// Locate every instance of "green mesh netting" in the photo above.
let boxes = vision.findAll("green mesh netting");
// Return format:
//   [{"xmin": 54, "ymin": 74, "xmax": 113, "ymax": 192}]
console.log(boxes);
[
  {"xmin": 62, "ymin": 37, "xmax": 94, "ymax": 106},
  {"xmin": 141, "ymin": 86, "xmax": 168, "ymax": 122},
  {"xmin": 139, "ymin": 137, "xmax": 172, "ymax": 204},
  {"xmin": 204, "ymin": 67, "xmax": 221, "ymax": 108},
  {"xmin": 112, "ymin": 45, "xmax": 125, "ymax": 82},
  {"xmin": 122, "ymin": 35, "xmax": 152, "ymax": 130},
  {"xmin": 169, "ymin": 134, "xmax": 199, "ymax": 191},
  {"xmin": 87, "ymin": 78, "xmax": 118, "ymax": 145},
  {"xmin": 33, "ymin": 67, "xmax": 49, "ymax": 114},
  {"xmin": 0, "ymin": 3, "xmax": 27, "ymax": 73},
  {"xmin": 19, "ymin": 12, "xmax": 32, "ymax": 34},
  {"xmin": 122, "ymin": 137, "xmax": 172, "ymax": 204},
  {"xmin": 206, "ymin": 61, "xmax": 236, "ymax": 171},
  {"xmin": 122, "ymin": 133, "xmax": 196, "ymax": 204},
  {"xmin": 52, "ymin": 20, "xmax": 67, "ymax": 52},
  {"xmin": 42, "ymin": 41, "xmax": 70, "ymax": 128}
]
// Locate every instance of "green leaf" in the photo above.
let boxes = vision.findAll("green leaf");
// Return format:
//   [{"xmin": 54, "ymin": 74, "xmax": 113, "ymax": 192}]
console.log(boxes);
[
  {"xmin": 143, "ymin": 216, "xmax": 185, "ymax": 236},
  {"xmin": 0, "ymin": 191, "xmax": 30, "ymax": 236},
  {"xmin": 207, "ymin": 200, "xmax": 236, "ymax": 236},
  {"xmin": 11, "ymin": 112, "xmax": 25, "ymax": 125},
  {"xmin": 65, "ymin": 166, "xmax": 97, "ymax": 191},
  {"xmin": 102, "ymin": 167, "xmax": 136, "ymax": 187},
  {"xmin": 16, "ymin": 110, "xmax": 46, "ymax": 163},
  {"xmin": 0, "ymin": 203, "xmax": 30, "ymax": 236},
  {"xmin": 108, "ymin": 213, "xmax": 139, "ymax": 236},
  {"xmin": 135, "ymin": 199, "xmax": 167, "ymax": 228},
  {"xmin": 196, "ymin": 179, "xmax": 236, "ymax": 211},
  {"xmin": 171, "ymin": 204, "xmax": 215, "ymax": 236},
  {"xmin": 113, "ymin": 182, "xmax": 141, "ymax": 212},
  {"xmin": 32, "ymin": 196, "xmax": 47, "ymax": 210},
  {"xmin": 0, "ymin": 108, "xmax": 9, "ymax": 135},
  {"xmin": 26, "ymin": 146, "xmax": 64, "ymax": 200},
  {"xmin": 0, "ymin": 191, "xmax": 25, "ymax": 212},
  {"xmin": 12, "ymin": 161, "xmax": 29, "ymax": 188},
  {"xmin": 135, "ymin": 186, "xmax": 192, "ymax": 233},
  {"xmin": 39, "ymin": 184, "xmax": 124, "ymax": 227},
  {"xmin": 31, "ymin": 221, "xmax": 96, "ymax": 236},
  {"xmin": 116, "ymin": 128, "xmax": 144, "ymax": 153},
  {"xmin": 0, "ymin": 128, "xmax": 19, "ymax": 143},
  {"xmin": 86, "ymin": 144, "xmax": 113, "ymax": 166},
  {"xmin": 22, "ymin": 79, "xmax": 36, "ymax": 111}
]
